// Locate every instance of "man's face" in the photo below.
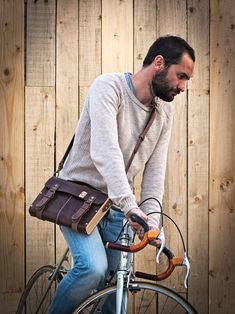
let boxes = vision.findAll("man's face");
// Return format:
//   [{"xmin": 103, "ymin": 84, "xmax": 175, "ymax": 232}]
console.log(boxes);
[{"xmin": 151, "ymin": 53, "xmax": 194, "ymax": 102}]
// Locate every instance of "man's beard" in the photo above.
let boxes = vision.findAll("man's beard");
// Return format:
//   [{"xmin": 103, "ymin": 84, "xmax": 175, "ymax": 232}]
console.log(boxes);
[{"xmin": 151, "ymin": 69, "xmax": 180, "ymax": 102}]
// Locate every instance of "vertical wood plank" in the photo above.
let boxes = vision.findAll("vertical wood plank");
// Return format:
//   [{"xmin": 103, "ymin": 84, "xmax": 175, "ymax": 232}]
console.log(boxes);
[
  {"xmin": 102, "ymin": 0, "xmax": 133, "ymax": 73},
  {"xmin": 0, "ymin": 1, "xmax": 24, "ymax": 312},
  {"xmin": 55, "ymin": 0, "xmax": 79, "ymax": 258},
  {"xmin": 133, "ymin": 1, "xmax": 157, "ymax": 307},
  {"xmin": 25, "ymin": 0, "xmax": 56, "ymax": 279},
  {"xmin": 157, "ymin": 0, "xmax": 188, "ymax": 296},
  {"xmin": 187, "ymin": 1, "xmax": 210, "ymax": 313},
  {"xmin": 133, "ymin": 0, "xmax": 157, "ymax": 72},
  {"xmin": 26, "ymin": 0, "xmax": 56, "ymax": 87},
  {"xmin": 79, "ymin": 0, "xmax": 102, "ymax": 110},
  {"xmin": 209, "ymin": 0, "xmax": 235, "ymax": 313},
  {"xmin": 25, "ymin": 87, "xmax": 55, "ymax": 277}
]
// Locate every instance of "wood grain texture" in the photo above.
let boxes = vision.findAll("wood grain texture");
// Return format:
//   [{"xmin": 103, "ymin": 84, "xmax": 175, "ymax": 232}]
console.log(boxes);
[
  {"xmin": 102, "ymin": 0, "xmax": 133, "ymax": 73},
  {"xmin": 133, "ymin": 0, "xmax": 157, "ymax": 301},
  {"xmin": 55, "ymin": 0, "xmax": 79, "ymax": 257},
  {"xmin": 79, "ymin": 0, "xmax": 102, "ymax": 87},
  {"xmin": 0, "ymin": 0, "xmax": 24, "ymax": 312},
  {"xmin": 187, "ymin": 1, "xmax": 210, "ymax": 312},
  {"xmin": 25, "ymin": 0, "xmax": 56, "ymax": 283},
  {"xmin": 25, "ymin": 87, "xmax": 55, "ymax": 278},
  {"xmin": 134, "ymin": 0, "xmax": 157, "ymax": 72},
  {"xmin": 157, "ymin": 0, "xmax": 188, "ymax": 296},
  {"xmin": 26, "ymin": 0, "xmax": 56, "ymax": 86},
  {"xmin": 1, "ymin": 1, "xmax": 235, "ymax": 312},
  {"xmin": 79, "ymin": 0, "xmax": 102, "ymax": 112},
  {"xmin": 209, "ymin": 0, "xmax": 235, "ymax": 313}
]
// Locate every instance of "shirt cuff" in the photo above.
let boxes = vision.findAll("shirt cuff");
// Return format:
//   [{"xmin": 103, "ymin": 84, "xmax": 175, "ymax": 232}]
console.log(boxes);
[{"xmin": 115, "ymin": 194, "xmax": 138, "ymax": 216}]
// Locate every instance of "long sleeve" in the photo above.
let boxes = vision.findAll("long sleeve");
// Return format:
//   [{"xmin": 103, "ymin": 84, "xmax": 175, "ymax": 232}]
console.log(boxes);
[{"xmin": 88, "ymin": 76, "xmax": 138, "ymax": 215}]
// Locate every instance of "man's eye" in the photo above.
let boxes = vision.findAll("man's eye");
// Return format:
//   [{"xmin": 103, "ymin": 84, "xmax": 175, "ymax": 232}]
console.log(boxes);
[
  {"xmin": 177, "ymin": 73, "xmax": 185, "ymax": 80},
  {"xmin": 177, "ymin": 73, "xmax": 188, "ymax": 81}
]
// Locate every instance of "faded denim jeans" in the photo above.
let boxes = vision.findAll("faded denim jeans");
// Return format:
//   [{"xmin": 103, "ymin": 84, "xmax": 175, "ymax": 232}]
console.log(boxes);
[{"xmin": 48, "ymin": 209, "xmax": 124, "ymax": 314}]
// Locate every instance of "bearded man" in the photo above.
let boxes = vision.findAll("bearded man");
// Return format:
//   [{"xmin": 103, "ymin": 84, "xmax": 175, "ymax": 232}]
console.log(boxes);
[{"xmin": 49, "ymin": 35, "xmax": 195, "ymax": 314}]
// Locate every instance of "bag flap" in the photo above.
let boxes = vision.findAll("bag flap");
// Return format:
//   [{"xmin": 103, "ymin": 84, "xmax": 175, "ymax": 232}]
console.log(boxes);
[{"xmin": 45, "ymin": 177, "xmax": 108, "ymax": 205}]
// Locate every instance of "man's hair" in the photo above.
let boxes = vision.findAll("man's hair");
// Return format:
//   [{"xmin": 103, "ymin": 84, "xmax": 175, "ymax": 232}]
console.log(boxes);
[{"xmin": 143, "ymin": 35, "xmax": 195, "ymax": 67}]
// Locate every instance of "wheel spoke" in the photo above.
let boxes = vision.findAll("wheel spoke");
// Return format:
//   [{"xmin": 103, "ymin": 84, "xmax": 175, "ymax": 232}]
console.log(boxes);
[{"xmin": 16, "ymin": 265, "xmax": 61, "ymax": 314}]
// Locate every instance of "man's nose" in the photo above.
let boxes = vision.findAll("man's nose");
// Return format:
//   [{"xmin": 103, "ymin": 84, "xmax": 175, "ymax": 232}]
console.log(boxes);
[{"xmin": 178, "ymin": 81, "xmax": 186, "ymax": 92}]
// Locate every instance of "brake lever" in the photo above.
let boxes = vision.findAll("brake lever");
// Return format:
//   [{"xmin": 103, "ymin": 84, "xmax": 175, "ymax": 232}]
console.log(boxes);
[
  {"xmin": 156, "ymin": 227, "xmax": 165, "ymax": 264},
  {"xmin": 182, "ymin": 252, "xmax": 190, "ymax": 288}
]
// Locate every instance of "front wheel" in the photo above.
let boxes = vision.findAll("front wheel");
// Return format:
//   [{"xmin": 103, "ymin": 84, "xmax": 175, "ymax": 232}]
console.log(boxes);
[{"xmin": 74, "ymin": 281, "xmax": 198, "ymax": 314}]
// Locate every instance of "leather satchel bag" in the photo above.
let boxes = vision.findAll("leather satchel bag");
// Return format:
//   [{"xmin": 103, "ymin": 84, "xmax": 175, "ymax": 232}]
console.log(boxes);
[{"xmin": 29, "ymin": 108, "xmax": 156, "ymax": 234}]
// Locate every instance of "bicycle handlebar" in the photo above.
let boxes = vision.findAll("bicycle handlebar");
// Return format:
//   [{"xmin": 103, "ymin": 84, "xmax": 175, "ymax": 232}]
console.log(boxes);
[
  {"xmin": 135, "ymin": 252, "xmax": 184, "ymax": 281},
  {"xmin": 105, "ymin": 214, "xmax": 187, "ymax": 282},
  {"xmin": 105, "ymin": 213, "xmax": 159, "ymax": 252},
  {"xmin": 105, "ymin": 229, "xmax": 159, "ymax": 252}
]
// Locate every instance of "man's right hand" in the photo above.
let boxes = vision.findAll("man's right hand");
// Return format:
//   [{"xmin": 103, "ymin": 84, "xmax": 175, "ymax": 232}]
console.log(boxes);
[
  {"xmin": 126, "ymin": 208, "xmax": 161, "ymax": 247},
  {"xmin": 126, "ymin": 208, "xmax": 149, "ymax": 234}
]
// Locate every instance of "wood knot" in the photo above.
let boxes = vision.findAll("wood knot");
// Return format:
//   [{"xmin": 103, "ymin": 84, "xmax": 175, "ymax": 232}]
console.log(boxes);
[
  {"xmin": 172, "ymin": 202, "xmax": 177, "ymax": 210},
  {"xmin": 194, "ymin": 194, "xmax": 202, "ymax": 202},
  {"xmin": 19, "ymin": 186, "xmax": 24, "ymax": 194},
  {"xmin": 189, "ymin": 7, "xmax": 194, "ymax": 13},
  {"xmin": 209, "ymin": 270, "xmax": 216, "ymax": 278},
  {"xmin": 4, "ymin": 68, "xmax": 10, "ymax": 76},
  {"xmin": 229, "ymin": 207, "xmax": 234, "ymax": 214},
  {"xmin": 220, "ymin": 177, "xmax": 233, "ymax": 191}
]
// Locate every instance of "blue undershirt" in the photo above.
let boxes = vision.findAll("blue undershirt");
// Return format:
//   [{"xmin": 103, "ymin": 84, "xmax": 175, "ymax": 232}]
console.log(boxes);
[{"xmin": 124, "ymin": 72, "xmax": 136, "ymax": 96}]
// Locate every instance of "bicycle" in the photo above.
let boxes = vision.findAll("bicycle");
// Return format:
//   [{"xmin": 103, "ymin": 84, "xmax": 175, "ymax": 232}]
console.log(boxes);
[{"xmin": 16, "ymin": 213, "xmax": 198, "ymax": 314}]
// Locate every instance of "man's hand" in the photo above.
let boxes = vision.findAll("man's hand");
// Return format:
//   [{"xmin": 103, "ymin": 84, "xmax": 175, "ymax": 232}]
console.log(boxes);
[
  {"xmin": 126, "ymin": 208, "xmax": 149, "ymax": 233},
  {"xmin": 126, "ymin": 208, "xmax": 161, "ymax": 247}
]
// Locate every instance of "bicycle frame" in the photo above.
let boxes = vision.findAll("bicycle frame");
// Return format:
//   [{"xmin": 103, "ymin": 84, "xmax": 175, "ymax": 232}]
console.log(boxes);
[{"xmin": 115, "ymin": 221, "xmax": 133, "ymax": 314}]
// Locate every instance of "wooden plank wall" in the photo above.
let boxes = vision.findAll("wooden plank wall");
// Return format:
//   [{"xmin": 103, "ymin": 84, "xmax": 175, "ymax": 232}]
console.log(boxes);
[
  {"xmin": 0, "ymin": 0, "xmax": 235, "ymax": 313},
  {"xmin": 210, "ymin": 1, "xmax": 235, "ymax": 313},
  {"xmin": 0, "ymin": 1, "xmax": 24, "ymax": 312}
]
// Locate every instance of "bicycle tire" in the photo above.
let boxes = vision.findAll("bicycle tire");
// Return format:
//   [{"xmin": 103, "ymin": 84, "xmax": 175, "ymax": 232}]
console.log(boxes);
[
  {"xmin": 16, "ymin": 265, "xmax": 61, "ymax": 314},
  {"xmin": 73, "ymin": 281, "xmax": 198, "ymax": 314}
]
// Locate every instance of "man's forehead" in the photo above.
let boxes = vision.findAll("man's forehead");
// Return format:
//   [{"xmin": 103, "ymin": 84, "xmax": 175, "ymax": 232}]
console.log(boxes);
[{"xmin": 177, "ymin": 53, "xmax": 194, "ymax": 77}]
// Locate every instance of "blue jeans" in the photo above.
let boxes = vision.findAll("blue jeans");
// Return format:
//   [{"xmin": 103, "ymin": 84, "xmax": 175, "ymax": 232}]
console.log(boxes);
[{"xmin": 48, "ymin": 209, "xmax": 124, "ymax": 314}]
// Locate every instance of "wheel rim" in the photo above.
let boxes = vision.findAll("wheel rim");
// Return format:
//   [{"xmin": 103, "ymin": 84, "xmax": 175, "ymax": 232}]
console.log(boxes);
[
  {"xmin": 75, "ymin": 282, "xmax": 197, "ymax": 314},
  {"xmin": 17, "ymin": 266, "xmax": 60, "ymax": 314}
]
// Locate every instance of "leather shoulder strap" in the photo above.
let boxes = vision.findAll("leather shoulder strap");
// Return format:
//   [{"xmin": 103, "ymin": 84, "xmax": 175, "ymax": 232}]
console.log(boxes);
[
  {"xmin": 125, "ymin": 107, "xmax": 156, "ymax": 172},
  {"xmin": 56, "ymin": 135, "xmax": 75, "ymax": 173}
]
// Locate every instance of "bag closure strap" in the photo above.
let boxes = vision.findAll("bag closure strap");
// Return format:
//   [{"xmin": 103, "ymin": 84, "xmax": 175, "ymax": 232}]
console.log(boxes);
[
  {"xmin": 34, "ymin": 184, "xmax": 60, "ymax": 219},
  {"xmin": 71, "ymin": 196, "xmax": 96, "ymax": 231},
  {"xmin": 56, "ymin": 107, "xmax": 157, "ymax": 174}
]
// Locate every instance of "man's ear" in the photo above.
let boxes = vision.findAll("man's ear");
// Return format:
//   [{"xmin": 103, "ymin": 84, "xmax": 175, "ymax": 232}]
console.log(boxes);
[{"xmin": 153, "ymin": 55, "xmax": 165, "ymax": 71}]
